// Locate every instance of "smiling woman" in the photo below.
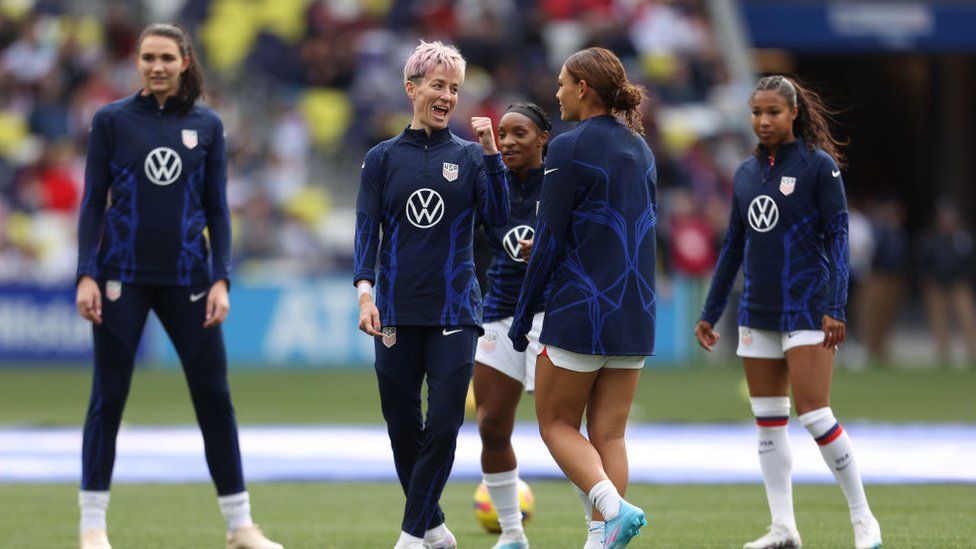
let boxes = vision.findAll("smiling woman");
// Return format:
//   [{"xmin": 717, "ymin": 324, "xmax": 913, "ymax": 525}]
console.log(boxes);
[
  {"xmin": 73, "ymin": 23, "xmax": 281, "ymax": 549},
  {"xmin": 353, "ymin": 39, "xmax": 511, "ymax": 549}
]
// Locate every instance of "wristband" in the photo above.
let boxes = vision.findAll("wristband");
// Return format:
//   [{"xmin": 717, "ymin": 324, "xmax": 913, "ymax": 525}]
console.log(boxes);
[{"xmin": 357, "ymin": 281, "xmax": 373, "ymax": 298}]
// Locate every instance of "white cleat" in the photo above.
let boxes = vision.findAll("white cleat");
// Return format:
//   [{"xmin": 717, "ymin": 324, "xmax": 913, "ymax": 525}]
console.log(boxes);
[
  {"xmin": 79, "ymin": 529, "xmax": 111, "ymax": 549},
  {"xmin": 393, "ymin": 540, "xmax": 427, "ymax": 549},
  {"xmin": 853, "ymin": 515, "xmax": 882, "ymax": 549},
  {"xmin": 743, "ymin": 522, "xmax": 802, "ymax": 549},
  {"xmin": 424, "ymin": 524, "xmax": 457, "ymax": 549},
  {"xmin": 492, "ymin": 528, "xmax": 530, "ymax": 549},
  {"xmin": 226, "ymin": 525, "xmax": 283, "ymax": 549}
]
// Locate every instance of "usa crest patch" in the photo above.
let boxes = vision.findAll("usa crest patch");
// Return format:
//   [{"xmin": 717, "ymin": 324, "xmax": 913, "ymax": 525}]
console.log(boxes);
[
  {"xmin": 442, "ymin": 162, "xmax": 459, "ymax": 182},
  {"xmin": 382, "ymin": 327, "xmax": 397, "ymax": 348},
  {"xmin": 182, "ymin": 129, "xmax": 198, "ymax": 149},
  {"xmin": 779, "ymin": 176, "xmax": 796, "ymax": 196},
  {"xmin": 106, "ymin": 280, "xmax": 122, "ymax": 302}
]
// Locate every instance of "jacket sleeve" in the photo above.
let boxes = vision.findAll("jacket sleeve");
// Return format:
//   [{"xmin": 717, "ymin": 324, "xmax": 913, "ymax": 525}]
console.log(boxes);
[
  {"xmin": 76, "ymin": 109, "xmax": 113, "ymax": 283},
  {"xmin": 474, "ymin": 151, "xmax": 510, "ymax": 226},
  {"xmin": 508, "ymin": 136, "xmax": 575, "ymax": 351},
  {"xmin": 203, "ymin": 117, "xmax": 232, "ymax": 286},
  {"xmin": 700, "ymin": 193, "xmax": 746, "ymax": 325},
  {"xmin": 817, "ymin": 157, "xmax": 850, "ymax": 322},
  {"xmin": 353, "ymin": 146, "xmax": 384, "ymax": 285}
]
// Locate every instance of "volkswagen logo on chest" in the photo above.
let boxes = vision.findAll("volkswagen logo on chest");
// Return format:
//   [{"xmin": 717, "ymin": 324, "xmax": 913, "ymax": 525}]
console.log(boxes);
[
  {"xmin": 405, "ymin": 188, "xmax": 445, "ymax": 228},
  {"xmin": 748, "ymin": 195, "xmax": 779, "ymax": 232},
  {"xmin": 503, "ymin": 225, "xmax": 534, "ymax": 262},
  {"xmin": 144, "ymin": 147, "xmax": 182, "ymax": 186}
]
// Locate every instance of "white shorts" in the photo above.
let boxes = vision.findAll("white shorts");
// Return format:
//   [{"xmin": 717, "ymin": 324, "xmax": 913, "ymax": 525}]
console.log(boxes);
[
  {"xmin": 542, "ymin": 344, "xmax": 646, "ymax": 373},
  {"xmin": 736, "ymin": 327, "xmax": 825, "ymax": 359},
  {"xmin": 475, "ymin": 313, "xmax": 545, "ymax": 392}
]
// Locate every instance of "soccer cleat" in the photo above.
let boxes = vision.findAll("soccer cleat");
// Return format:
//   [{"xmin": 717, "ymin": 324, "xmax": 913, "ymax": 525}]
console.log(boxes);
[
  {"xmin": 393, "ymin": 540, "xmax": 427, "ymax": 549},
  {"xmin": 602, "ymin": 500, "xmax": 647, "ymax": 548},
  {"xmin": 583, "ymin": 524, "xmax": 604, "ymax": 549},
  {"xmin": 742, "ymin": 522, "xmax": 802, "ymax": 549},
  {"xmin": 79, "ymin": 529, "xmax": 111, "ymax": 549},
  {"xmin": 492, "ymin": 528, "xmax": 530, "ymax": 549},
  {"xmin": 853, "ymin": 515, "xmax": 882, "ymax": 549},
  {"xmin": 424, "ymin": 524, "xmax": 457, "ymax": 549},
  {"xmin": 226, "ymin": 525, "xmax": 283, "ymax": 549}
]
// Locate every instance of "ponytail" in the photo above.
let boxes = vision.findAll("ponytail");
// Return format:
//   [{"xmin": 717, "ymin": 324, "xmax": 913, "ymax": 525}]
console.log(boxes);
[
  {"xmin": 137, "ymin": 23, "xmax": 204, "ymax": 113},
  {"xmin": 565, "ymin": 47, "xmax": 646, "ymax": 135},
  {"xmin": 753, "ymin": 75, "xmax": 847, "ymax": 168}
]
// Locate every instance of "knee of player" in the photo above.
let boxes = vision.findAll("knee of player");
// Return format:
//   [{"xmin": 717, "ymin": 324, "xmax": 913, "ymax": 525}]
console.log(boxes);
[
  {"xmin": 477, "ymin": 416, "xmax": 513, "ymax": 448},
  {"xmin": 585, "ymin": 422, "xmax": 627, "ymax": 447}
]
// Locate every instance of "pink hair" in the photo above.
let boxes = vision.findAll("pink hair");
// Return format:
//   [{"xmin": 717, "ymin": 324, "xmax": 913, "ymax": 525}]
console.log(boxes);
[{"xmin": 403, "ymin": 40, "xmax": 466, "ymax": 84}]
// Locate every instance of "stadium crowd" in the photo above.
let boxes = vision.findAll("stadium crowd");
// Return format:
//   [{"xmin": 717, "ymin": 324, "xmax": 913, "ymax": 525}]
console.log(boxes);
[{"xmin": 1, "ymin": 0, "xmax": 972, "ymax": 364}]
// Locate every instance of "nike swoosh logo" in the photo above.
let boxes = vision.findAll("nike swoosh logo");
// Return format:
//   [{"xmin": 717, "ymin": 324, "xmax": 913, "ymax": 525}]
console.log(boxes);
[
  {"xmin": 759, "ymin": 449, "xmax": 776, "ymax": 454},
  {"xmin": 544, "ymin": 168, "xmax": 559, "ymax": 175},
  {"xmin": 190, "ymin": 291, "xmax": 207, "ymax": 302},
  {"xmin": 836, "ymin": 462, "xmax": 850, "ymax": 471},
  {"xmin": 832, "ymin": 169, "xmax": 840, "ymax": 178},
  {"xmin": 442, "ymin": 328, "xmax": 463, "ymax": 336},
  {"xmin": 788, "ymin": 331, "xmax": 799, "ymax": 338}
]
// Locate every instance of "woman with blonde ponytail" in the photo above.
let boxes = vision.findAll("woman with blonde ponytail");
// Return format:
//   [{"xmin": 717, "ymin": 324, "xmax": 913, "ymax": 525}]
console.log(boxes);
[{"xmin": 509, "ymin": 47, "xmax": 657, "ymax": 549}]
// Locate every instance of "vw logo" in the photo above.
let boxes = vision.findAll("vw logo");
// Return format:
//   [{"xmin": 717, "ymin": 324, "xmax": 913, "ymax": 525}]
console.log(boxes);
[
  {"xmin": 502, "ymin": 225, "xmax": 534, "ymax": 262},
  {"xmin": 405, "ymin": 188, "xmax": 445, "ymax": 228},
  {"xmin": 748, "ymin": 195, "xmax": 779, "ymax": 232},
  {"xmin": 144, "ymin": 147, "xmax": 182, "ymax": 186}
]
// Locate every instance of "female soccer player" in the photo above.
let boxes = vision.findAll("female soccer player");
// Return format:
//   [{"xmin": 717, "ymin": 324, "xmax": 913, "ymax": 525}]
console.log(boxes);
[
  {"xmin": 473, "ymin": 102, "xmax": 550, "ymax": 549},
  {"xmin": 694, "ymin": 75, "xmax": 882, "ymax": 549},
  {"xmin": 74, "ymin": 24, "xmax": 281, "ymax": 549},
  {"xmin": 508, "ymin": 47, "xmax": 656, "ymax": 549},
  {"xmin": 353, "ymin": 40, "xmax": 509, "ymax": 549}
]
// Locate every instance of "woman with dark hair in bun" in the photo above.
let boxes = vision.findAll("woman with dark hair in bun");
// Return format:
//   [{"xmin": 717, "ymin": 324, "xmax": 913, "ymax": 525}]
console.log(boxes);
[
  {"xmin": 509, "ymin": 47, "xmax": 656, "ymax": 548},
  {"xmin": 473, "ymin": 102, "xmax": 550, "ymax": 549}
]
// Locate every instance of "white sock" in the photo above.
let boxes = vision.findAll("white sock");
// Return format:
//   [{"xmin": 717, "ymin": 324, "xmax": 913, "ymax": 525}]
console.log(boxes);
[
  {"xmin": 751, "ymin": 396, "xmax": 796, "ymax": 530},
  {"xmin": 799, "ymin": 407, "xmax": 872, "ymax": 519},
  {"xmin": 484, "ymin": 469, "xmax": 524, "ymax": 533},
  {"xmin": 584, "ymin": 520, "xmax": 605, "ymax": 549},
  {"xmin": 396, "ymin": 530, "xmax": 425, "ymax": 547},
  {"xmin": 218, "ymin": 491, "xmax": 253, "ymax": 532},
  {"xmin": 588, "ymin": 479, "xmax": 621, "ymax": 521},
  {"xmin": 574, "ymin": 482, "xmax": 593, "ymax": 522},
  {"xmin": 79, "ymin": 490, "xmax": 110, "ymax": 532}
]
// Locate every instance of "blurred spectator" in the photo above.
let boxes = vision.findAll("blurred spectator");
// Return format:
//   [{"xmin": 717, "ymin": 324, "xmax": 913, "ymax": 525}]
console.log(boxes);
[
  {"xmin": 0, "ymin": 0, "xmax": 738, "ymax": 283},
  {"xmin": 859, "ymin": 196, "xmax": 909, "ymax": 363},
  {"xmin": 917, "ymin": 199, "xmax": 976, "ymax": 366}
]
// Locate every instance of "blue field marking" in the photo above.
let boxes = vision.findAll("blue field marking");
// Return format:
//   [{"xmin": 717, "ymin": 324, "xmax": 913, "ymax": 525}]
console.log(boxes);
[{"xmin": 1, "ymin": 423, "xmax": 973, "ymax": 484}]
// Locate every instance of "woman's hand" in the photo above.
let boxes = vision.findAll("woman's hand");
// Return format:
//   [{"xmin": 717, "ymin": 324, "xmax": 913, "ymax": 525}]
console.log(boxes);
[
  {"xmin": 471, "ymin": 117, "xmax": 498, "ymax": 155},
  {"xmin": 204, "ymin": 279, "xmax": 230, "ymax": 328},
  {"xmin": 359, "ymin": 292, "xmax": 383, "ymax": 337},
  {"xmin": 694, "ymin": 319, "xmax": 720, "ymax": 352},
  {"xmin": 76, "ymin": 276, "xmax": 102, "ymax": 325},
  {"xmin": 821, "ymin": 314, "xmax": 846, "ymax": 348},
  {"xmin": 518, "ymin": 238, "xmax": 533, "ymax": 261}
]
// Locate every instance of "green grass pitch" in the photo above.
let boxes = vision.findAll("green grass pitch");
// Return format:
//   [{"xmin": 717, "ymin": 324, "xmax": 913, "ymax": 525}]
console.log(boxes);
[
  {"xmin": 1, "ymin": 365, "xmax": 973, "ymax": 547},
  {"xmin": 1, "ymin": 482, "xmax": 973, "ymax": 548}
]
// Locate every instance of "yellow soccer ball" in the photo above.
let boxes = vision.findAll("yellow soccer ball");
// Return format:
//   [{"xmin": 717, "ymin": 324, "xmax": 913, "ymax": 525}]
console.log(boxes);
[{"xmin": 473, "ymin": 479, "xmax": 535, "ymax": 533}]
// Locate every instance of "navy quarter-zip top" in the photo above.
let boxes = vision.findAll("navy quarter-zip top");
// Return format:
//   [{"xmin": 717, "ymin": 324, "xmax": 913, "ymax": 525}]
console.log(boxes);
[
  {"xmin": 700, "ymin": 138, "xmax": 850, "ymax": 331},
  {"xmin": 482, "ymin": 166, "xmax": 546, "ymax": 323},
  {"xmin": 509, "ymin": 115, "xmax": 658, "ymax": 356},
  {"xmin": 77, "ymin": 92, "xmax": 231, "ymax": 286},
  {"xmin": 354, "ymin": 126, "xmax": 510, "ymax": 329}
]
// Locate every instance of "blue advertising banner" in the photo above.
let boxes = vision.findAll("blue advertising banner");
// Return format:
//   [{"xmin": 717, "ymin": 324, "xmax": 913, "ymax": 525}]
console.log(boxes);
[
  {"xmin": 151, "ymin": 277, "xmax": 695, "ymax": 367},
  {"xmin": 742, "ymin": 1, "xmax": 976, "ymax": 52},
  {"xmin": 0, "ymin": 285, "xmax": 92, "ymax": 361}
]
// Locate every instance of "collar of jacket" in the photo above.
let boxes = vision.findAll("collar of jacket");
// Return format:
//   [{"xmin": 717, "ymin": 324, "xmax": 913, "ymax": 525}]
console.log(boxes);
[
  {"xmin": 758, "ymin": 136, "xmax": 810, "ymax": 164},
  {"xmin": 401, "ymin": 125, "xmax": 454, "ymax": 143},
  {"xmin": 132, "ymin": 91, "xmax": 188, "ymax": 114}
]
